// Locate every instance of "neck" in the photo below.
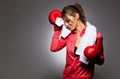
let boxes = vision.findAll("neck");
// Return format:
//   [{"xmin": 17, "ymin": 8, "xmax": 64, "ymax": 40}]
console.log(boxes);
[{"xmin": 76, "ymin": 21, "xmax": 85, "ymax": 34}]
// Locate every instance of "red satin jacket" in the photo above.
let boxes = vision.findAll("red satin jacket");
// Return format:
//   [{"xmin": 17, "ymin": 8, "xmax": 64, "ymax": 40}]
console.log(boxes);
[{"xmin": 50, "ymin": 27, "xmax": 104, "ymax": 79}]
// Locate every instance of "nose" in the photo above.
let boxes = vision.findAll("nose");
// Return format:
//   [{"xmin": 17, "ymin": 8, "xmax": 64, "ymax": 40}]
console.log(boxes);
[
  {"xmin": 65, "ymin": 22, "xmax": 68, "ymax": 26},
  {"xmin": 65, "ymin": 22, "xmax": 69, "ymax": 28}
]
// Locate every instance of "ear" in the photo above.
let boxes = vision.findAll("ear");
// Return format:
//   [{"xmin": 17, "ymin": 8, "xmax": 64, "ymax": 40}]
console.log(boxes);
[{"xmin": 75, "ymin": 13, "xmax": 80, "ymax": 20}]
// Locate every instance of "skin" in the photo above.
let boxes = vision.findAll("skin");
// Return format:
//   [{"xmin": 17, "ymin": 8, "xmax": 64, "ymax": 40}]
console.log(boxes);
[{"xmin": 63, "ymin": 13, "xmax": 85, "ymax": 47}]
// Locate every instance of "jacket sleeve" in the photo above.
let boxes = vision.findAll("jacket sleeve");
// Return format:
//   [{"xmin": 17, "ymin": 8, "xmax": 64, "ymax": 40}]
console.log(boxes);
[
  {"xmin": 50, "ymin": 31, "xmax": 66, "ymax": 52},
  {"xmin": 94, "ymin": 32, "xmax": 105, "ymax": 65}
]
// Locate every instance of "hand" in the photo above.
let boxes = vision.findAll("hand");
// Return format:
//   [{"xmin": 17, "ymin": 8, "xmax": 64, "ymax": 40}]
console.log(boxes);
[
  {"xmin": 48, "ymin": 10, "xmax": 64, "ymax": 31},
  {"xmin": 84, "ymin": 45, "xmax": 100, "ymax": 60}
]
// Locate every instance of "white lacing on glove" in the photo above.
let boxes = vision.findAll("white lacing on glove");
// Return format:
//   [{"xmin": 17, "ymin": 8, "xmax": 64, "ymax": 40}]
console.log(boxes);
[{"xmin": 55, "ymin": 17, "xmax": 64, "ymax": 27}]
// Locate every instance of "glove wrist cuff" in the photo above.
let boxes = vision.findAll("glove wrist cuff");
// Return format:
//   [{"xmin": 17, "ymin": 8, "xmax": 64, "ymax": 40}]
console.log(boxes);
[{"xmin": 55, "ymin": 17, "xmax": 64, "ymax": 27}]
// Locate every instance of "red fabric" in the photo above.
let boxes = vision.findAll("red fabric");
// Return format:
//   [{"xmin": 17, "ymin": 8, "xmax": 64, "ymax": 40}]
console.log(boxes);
[
  {"xmin": 50, "ymin": 27, "xmax": 104, "ymax": 79},
  {"xmin": 54, "ymin": 25, "xmax": 62, "ymax": 31}
]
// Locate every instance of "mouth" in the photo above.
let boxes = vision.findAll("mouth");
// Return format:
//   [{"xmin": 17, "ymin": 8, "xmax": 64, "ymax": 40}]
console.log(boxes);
[{"xmin": 66, "ymin": 26, "xmax": 71, "ymax": 30}]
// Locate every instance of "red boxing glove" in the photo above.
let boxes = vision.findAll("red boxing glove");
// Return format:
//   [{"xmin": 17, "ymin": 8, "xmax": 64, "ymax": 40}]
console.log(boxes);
[
  {"xmin": 84, "ymin": 45, "xmax": 100, "ymax": 60},
  {"xmin": 48, "ymin": 10, "xmax": 63, "ymax": 31}
]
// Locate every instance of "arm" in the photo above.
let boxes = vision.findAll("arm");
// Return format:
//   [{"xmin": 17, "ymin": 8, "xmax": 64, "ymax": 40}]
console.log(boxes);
[
  {"xmin": 50, "ymin": 30, "xmax": 66, "ymax": 52},
  {"xmin": 48, "ymin": 10, "xmax": 66, "ymax": 52},
  {"xmin": 94, "ymin": 32, "xmax": 104, "ymax": 65}
]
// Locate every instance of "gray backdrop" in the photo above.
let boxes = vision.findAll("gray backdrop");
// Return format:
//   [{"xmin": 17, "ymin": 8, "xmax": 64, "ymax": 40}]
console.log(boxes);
[{"xmin": 1, "ymin": 0, "xmax": 120, "ymax": 79}]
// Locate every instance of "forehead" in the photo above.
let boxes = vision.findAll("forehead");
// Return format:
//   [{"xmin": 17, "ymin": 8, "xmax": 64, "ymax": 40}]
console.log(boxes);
[{"xmin": 63, "ymin": 13, "xmax": 74, "ymax": 21}]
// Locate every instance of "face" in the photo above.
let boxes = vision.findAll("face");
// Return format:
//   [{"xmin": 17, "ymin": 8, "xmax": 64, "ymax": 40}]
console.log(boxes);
[{"xmin": 63, "ymin": 13, "xmax": 79, "ymax": 31}]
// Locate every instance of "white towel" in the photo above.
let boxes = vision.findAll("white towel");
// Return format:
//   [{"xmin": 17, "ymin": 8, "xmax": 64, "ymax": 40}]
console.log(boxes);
[
  {"xmin": 75, "ymin": 22, "xmax": 97, "ymax": 65},
  {"xmin": 57, "ymin": 19, "xmax": 97, "ymax": 64},
  {"xmin": 60, "ymin": 24, "xmax": 71, "ymax": 38},
  {"xmin": 55, "ymin": 17, "xmax": 71, "ymax": 38}
]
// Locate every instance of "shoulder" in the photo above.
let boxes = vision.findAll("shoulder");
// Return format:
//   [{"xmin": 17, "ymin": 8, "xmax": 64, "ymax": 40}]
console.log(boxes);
[{"xmin": 96, "ymin": 32, "xmax": 103, "ymax": 39}]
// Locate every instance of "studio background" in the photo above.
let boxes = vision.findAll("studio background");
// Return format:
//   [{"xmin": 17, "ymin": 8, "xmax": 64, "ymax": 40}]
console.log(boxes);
[{"xmin": 1, "ymin": 0, "xmax": 120, "ymax": 79}]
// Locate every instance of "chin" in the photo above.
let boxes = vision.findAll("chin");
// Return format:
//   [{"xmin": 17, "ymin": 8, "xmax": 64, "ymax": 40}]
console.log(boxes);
[{"xmin": 71, "ymin": 28, "xmax": 76, "ymax": 32}]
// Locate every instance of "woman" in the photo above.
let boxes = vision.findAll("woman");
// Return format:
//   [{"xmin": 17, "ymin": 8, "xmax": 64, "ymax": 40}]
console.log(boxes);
[{"xmin": 49, "ymin": 2, "xmax": 104, "ymax": 79}]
